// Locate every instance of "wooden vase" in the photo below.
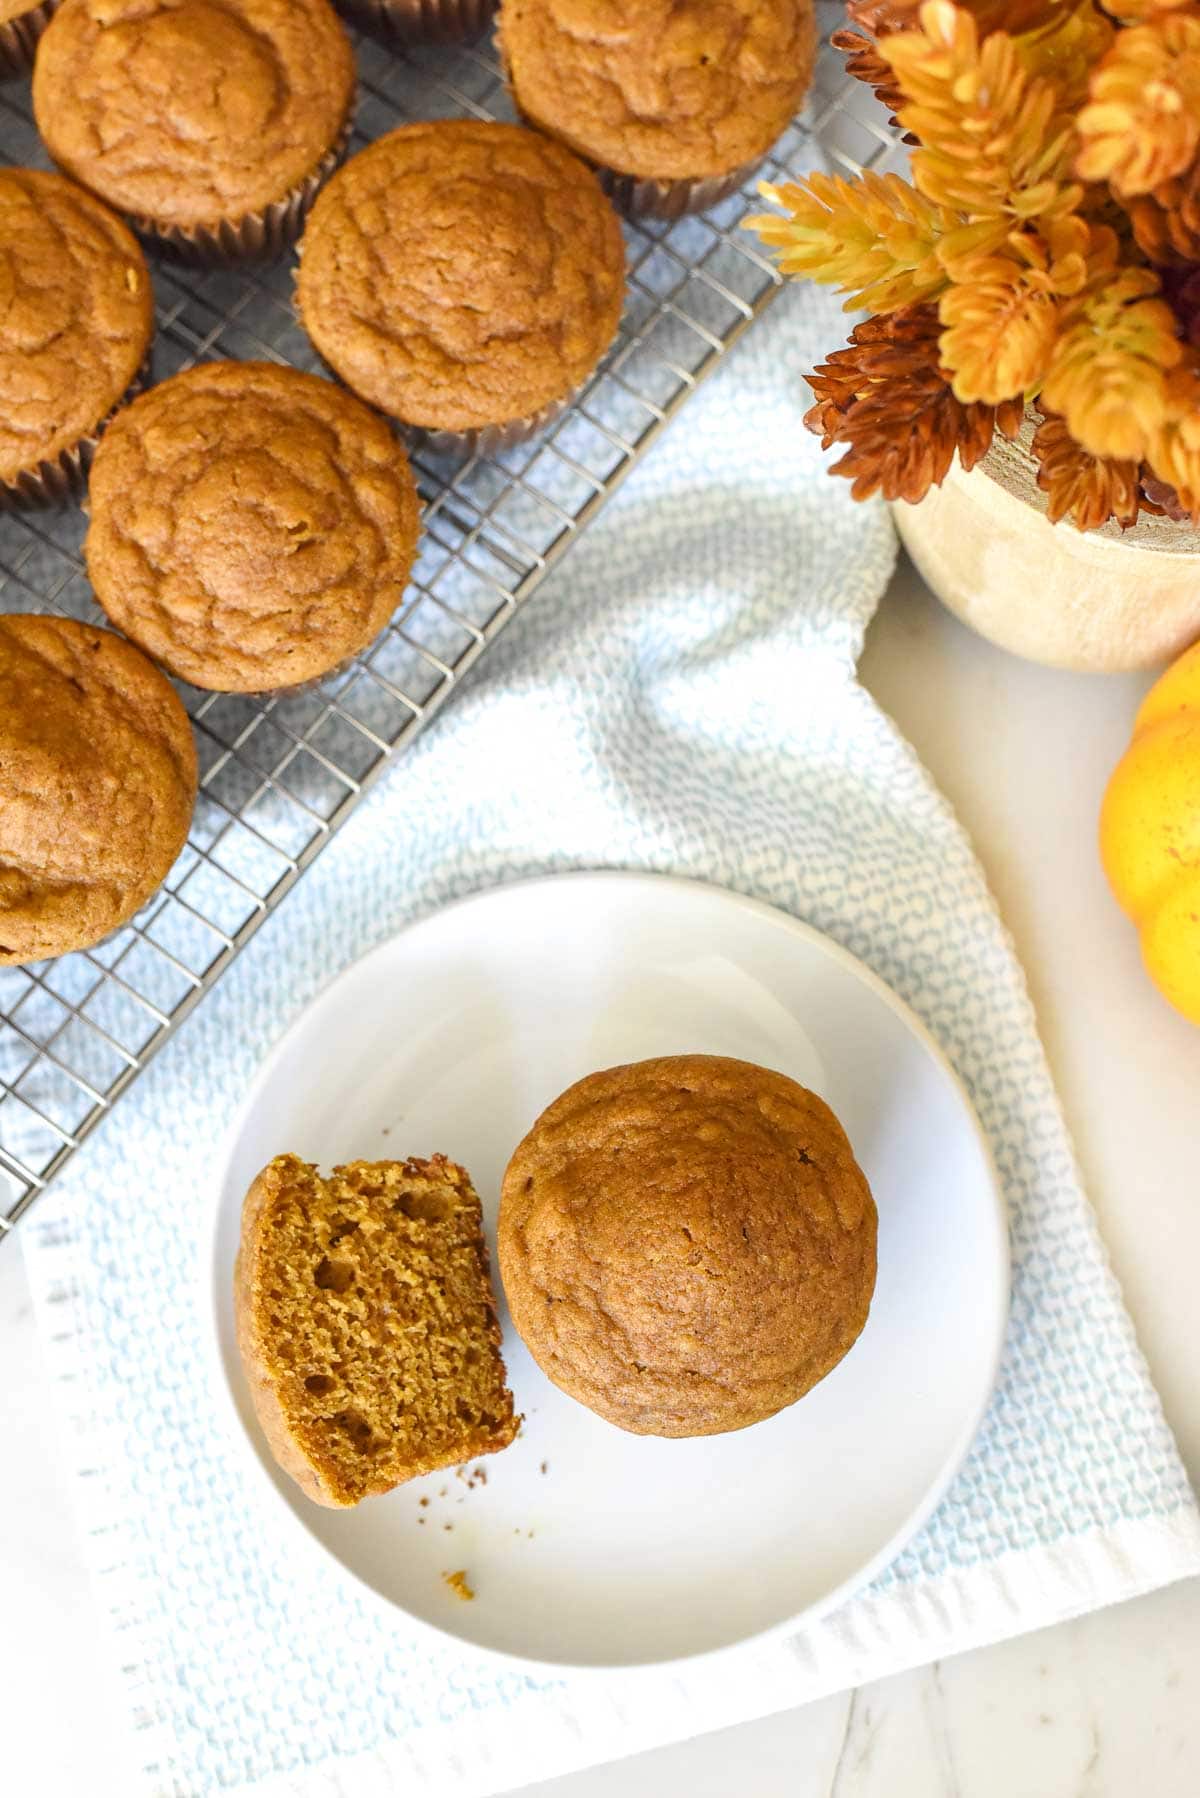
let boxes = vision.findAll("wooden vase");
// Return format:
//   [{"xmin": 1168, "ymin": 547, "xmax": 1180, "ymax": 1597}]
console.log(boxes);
[{"xmin": 891, "ymin": 418, "xmax": 1200, "ymax": 672}]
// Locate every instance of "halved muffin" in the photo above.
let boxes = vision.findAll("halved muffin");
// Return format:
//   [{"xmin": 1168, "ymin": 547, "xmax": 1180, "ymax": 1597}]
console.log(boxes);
[{"xmin": 235, "ymin": 1153, "xmax": 519, "ymax": 1507}]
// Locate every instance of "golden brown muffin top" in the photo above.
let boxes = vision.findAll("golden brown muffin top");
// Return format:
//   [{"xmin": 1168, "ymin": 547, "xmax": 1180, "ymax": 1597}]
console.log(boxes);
[
  {"xmin": 498, "ymin": 0, "xmax": 815, "ymax": 181},
  {"xmin": 32, "ymin": 0, "xmax": 355, "ymax": 230},
  {"xmin": 498, "ymin": 1054, "xmax": 878, "ymax": 1438},
  {"xmin": 0, "ymin": 614, "xmax": 197, "ymax": 966},
  {"xmin": 85, "ymin": 361, "xmax": 422, "ymax": 693},
  {"xmin": 0, "ymin": 169, "xmax": 153, "ymax": 487},
  {"xmin": 296, "ymin": 120, "xmax": 627, "ymax": 432}
]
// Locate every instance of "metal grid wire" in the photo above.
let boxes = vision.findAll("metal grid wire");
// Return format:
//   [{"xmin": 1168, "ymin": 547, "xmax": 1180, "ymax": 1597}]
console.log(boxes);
[{"xmin": 0, "ymin": 6, "xmax": 905, "ymax": 1235}]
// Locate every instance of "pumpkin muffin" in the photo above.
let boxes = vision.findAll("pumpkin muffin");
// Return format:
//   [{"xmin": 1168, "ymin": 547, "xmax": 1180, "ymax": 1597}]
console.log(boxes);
[
  {"xmin": 0, "ymin": 168, "xmax": 153, "ymax": 507},
  {"xmin": 236, "ymin": 1153, "xmax": 519, "ymax": 1507},
  {"xmin": 32, "ymin": 0, "xmax": 356, "ymax": 261},
  {"xmin": 497, "ymin": 0, "xmax": 816, "ymax": 218},
  {"xmin": 296, "ymin": 120, "xmax": 626, "ymax": 450},
  {"xmin": 498, "ymin": 1054, "xmax": 878, "ymax": 1438},
  {"xmin": 0, "ymin": 614, "xmax": 197, "ymax": 966},
  {"xmin": 85, "ymin": 361, "xmax": 422, "ymax": 694},
  {"xmin": 0, "ymin": 0, "xmax": 58, "ymax": 78}
]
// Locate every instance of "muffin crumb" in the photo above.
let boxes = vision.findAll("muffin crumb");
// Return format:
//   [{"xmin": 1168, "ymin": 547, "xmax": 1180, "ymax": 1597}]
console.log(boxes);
[{"xmin": 443, "ymin": 1569, "xmax": 474, "ymax": 1601}]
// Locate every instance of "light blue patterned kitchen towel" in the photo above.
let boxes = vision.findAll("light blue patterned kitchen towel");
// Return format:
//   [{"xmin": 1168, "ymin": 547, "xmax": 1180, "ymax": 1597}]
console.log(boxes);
[{"xmin": 20, "ymin": 277, "xmax": 1200, "ymax": 1798}]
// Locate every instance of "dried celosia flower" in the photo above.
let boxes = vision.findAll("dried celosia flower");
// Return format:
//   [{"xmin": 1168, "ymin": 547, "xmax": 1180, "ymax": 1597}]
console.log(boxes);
[
  {"xmin": 1145, "ymin": 363, "xmax": 1200, "ymax": 516},
  {"xmin": 939, "ymin": 269, "xmax": 1060, "ymax": 402},
  {"xmin": 972, "ymin": 0, "xmax": 1059, "ymax": 30},
  {"xmin": 844, "ymin": 0, "xmax": 924, "ymax": 36},
  {"xmin": 838, "ymin": 0, "xmax": 1057, "ymax": 121},
  {"xmin": 1140, "ymin": 471, "xmax": 1192, "ymax": 518},
  {"xmin": 1042, "ymin": 263, "xmax": 1182, "ymax": 458},
  {"xmin": 942, "ymin": 209, "xmax": 1093, "ymax": 286},
  {"xmin": 1076, "ymin": 13, "xmax": 1200, "ymax": 195},
  {"xmin": 831, "ymin": 27, "xmax": 909, "ymax": 116},
  {"xmin": 1030, "ymin": 409, "xmax": 1143, "ymax": 527},
  {"xmin": 746, "ymin": 171, "xmax": 952, "ymax": 313},
  {"xmin": 804, "ymin": 306, "xmax": 1021, "ymax": 503},
  {"xmin": 1159, "ymin": 262, "xmax": 1200, "ymax": 343},
  {"xmin": 847, "ymin": 0, "xmax": 1051, "ymax": 35},
  {"xmin": 938, "ymin": 217, "xmax": 1094, "ymax": 403},
  {"xmin": 883, "ymin": 2, "xmax": 1079, "ymax": 221},
  {"xmin": 1129, "ymin": 160, "xmax": 1200, "ymax": 265},
  {"xmin": 1101, "ymin": 0, "xmax": 1194, "ymax": 22},
  {"xmin": 793, "ymin": 0, "xmax": 1200, "ymax": 530},
  {"xmin": 1019, "ymin": 0, "xmax": 1116, "ymax": 110}
]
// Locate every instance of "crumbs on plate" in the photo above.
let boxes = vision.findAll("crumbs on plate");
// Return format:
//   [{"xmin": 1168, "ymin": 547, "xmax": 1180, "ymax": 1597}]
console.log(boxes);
[{"xmin": 443, "ymin": 1570, "xmax": 474, "ymax": 1602}]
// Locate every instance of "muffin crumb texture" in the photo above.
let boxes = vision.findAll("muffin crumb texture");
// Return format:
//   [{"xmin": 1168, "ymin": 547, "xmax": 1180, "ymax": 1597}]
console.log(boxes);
[
  {"xmin": 0, "ymin": 168, "xmax": 152, "ymax": 487},
  {"xmin": 498, "ymin": 0, "xmax": 815, "ymax": 181},
  {"xmin": 443, "ymin": 1568, "xmax": 475, "ymax": 1600},
  {"xmin": 235, "ymin": 1154, "xmax": 520, "ymax": 1508},
  {"xmin": 85, "ymin": 362, "xmax": 421, "ymax": 692},
  {"xmin": 33, "ymin": 0, "xmax": 355, "ymax": 230},
  {"xmin": 297, "ymin": 120, "xmax": 626, "ymax": 431},
  {"xmin": 0, "ymin": 615, "xmax": 197, "ymax": 966},
  {"xmin": 498, "ymin": 1054, "xmax": 878, "ymax": 1437}
]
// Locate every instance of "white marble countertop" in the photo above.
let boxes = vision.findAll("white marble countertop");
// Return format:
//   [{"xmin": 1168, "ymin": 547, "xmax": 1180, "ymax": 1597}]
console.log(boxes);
[{"xmin": 2, "ymin": 555, "xmax": 1197, "ymax": 1798}]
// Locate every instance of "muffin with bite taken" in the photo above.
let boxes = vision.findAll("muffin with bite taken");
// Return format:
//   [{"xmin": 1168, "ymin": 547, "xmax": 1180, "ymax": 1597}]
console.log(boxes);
[{"xmin": 236, "ymin": 1152, "xmax": 519, "ymax": 1507}]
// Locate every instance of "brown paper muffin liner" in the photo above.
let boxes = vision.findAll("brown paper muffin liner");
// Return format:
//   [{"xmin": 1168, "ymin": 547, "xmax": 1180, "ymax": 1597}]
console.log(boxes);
[
  {"xmin": 0, "ymin": 0, "xmax": 58, "ymax": 80},
  {"xmin": 597, "ymin": 157, "xmax": 766, "ymax": 222},
  {"xmin": 410, "ymin": 386, "xmax": 581, "ymax": 461},
  {"xmin": 0, "ymin": 353, "xmax": 151, "ymax": 513},
  {"xmin": 253, "ymin": 647, "xmax": 366, "ymax": 702},
  {"xmin": 128, "ymin": 103, "xmax": 355, "ymax": 267},
  {"xmin": 336, "ymin": 0, "xmax": 494, "ymax": 40},
  {"xmin": 297, "ymin": 251, "xmax": 592, "ymax": 461},
  {"xmin": 302, "ymin": 327, "xmax": 586, "ymax": 461}
]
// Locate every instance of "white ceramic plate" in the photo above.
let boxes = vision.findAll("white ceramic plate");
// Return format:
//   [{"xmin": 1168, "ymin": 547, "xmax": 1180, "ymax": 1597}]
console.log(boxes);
[{"xmin": 209, "ymin": 871, "xmax": 1008, "ymax": 1671}]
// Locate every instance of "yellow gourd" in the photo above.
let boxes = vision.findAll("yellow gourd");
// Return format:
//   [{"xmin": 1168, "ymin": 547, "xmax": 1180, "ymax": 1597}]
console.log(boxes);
[{"xmin": 1100, "ymin": 641, "xmax": 1200, "ymax": 1025}]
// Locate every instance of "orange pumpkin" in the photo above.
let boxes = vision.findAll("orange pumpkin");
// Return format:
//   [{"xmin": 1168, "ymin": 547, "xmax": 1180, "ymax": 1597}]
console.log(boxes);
[{"xmin": 1100, "ymin": 640, "xmax": 1200, "ymax": 1025}]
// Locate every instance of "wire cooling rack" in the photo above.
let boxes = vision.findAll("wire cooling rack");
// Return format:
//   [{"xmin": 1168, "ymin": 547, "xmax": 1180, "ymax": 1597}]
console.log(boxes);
[{"xmin": 0, "ymin": 6, "xmax": 905, "ymax": 1235}]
